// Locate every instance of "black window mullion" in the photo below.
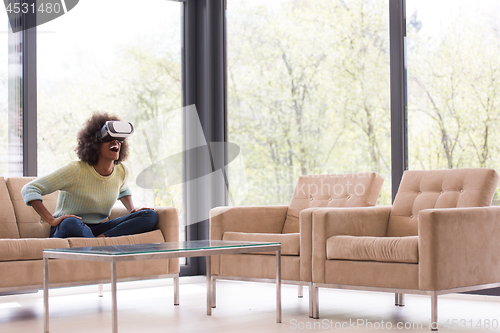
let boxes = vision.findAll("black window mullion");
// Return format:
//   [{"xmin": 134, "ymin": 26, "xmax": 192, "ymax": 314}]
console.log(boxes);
[{"xmin": 389, "ymin": 0, "xmax": 408, "ymax": 202}]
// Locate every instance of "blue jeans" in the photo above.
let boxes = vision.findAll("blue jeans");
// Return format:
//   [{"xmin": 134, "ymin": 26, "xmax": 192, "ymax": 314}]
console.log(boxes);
[{"xmin": 49, "ymin": 209, "xmax": 158, "ymax": 238}]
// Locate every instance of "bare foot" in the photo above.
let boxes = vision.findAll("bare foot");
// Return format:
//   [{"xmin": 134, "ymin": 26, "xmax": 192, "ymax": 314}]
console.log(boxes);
[{"xmin": 96, "ymin": 234, "xmax": 106, "ymax": 238}]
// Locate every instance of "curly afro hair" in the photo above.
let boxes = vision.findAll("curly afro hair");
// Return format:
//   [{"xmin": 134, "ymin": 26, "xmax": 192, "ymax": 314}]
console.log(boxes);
[{"xmin": 75, "ymin": 112, "xmax": 129, "ymax": 166}]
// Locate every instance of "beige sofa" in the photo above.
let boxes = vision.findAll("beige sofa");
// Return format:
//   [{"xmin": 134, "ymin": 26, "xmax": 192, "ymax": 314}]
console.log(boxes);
[
  {"xmin": 0, "ymin": 177, "xmax": 180, "ymax": 293},
  {"xmin": 209, "ymin": 173, "xmax": 384, "ymax": 306},
  {"xmin": 310, "ymin": 168, "xmax": 500, "ymax": 329}
]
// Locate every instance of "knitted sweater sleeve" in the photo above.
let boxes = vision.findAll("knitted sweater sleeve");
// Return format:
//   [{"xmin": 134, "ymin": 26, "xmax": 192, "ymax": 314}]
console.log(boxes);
[{"xmin": 21, "ymin": 163, "xmax": 78, "ymax": 206}]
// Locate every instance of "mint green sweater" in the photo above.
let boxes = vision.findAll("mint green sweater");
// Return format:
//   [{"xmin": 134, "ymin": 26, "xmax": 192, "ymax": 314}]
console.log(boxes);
[{"xmin": 21, "ymin": 161, "xmax": 132, "ymax": 224}]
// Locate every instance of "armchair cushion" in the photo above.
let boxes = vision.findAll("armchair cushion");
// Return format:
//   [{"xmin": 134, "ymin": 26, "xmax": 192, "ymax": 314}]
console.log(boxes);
[
  {"xmin": 387, "ymin": 168, "xmax": 499, "ymax": 237},
  {"xmin": 326, "ymin": 235, "xmax": 418, "ymax": 263},
  {"xmin": 283, "ymin": 173, "xmax": 383, "ymax": 233},
  {"xmin": 223, "ymin": 231, "xmax": 300, "ymax": 255}
]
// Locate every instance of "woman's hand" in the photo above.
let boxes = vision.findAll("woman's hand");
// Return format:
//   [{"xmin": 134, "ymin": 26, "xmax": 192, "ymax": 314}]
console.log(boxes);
[
  {"xmin": 129, "ymin": 207, "xmax": 155, "ymax": 214},
  {"xmin": 50, "ymin": 214, "xmax": 81, "ymax": 227},
  {"xmin": 30, "ymin": 200, "xmax": 81, "ymax": 227}
]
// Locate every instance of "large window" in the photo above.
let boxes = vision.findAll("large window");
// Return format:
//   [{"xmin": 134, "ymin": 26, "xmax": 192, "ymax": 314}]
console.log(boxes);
[
  {"xmin": 0, "ymin": 8, "xmax": 22, "ymax": 177},
  {"xmin": 228, "ymin": 0, "xmax": 391, "ymax": 205},
  {"xmin": 0, "ymin": 10, "xmax": 8, "ymax": 175},
  {"xmin": 37, "ymin": 0, "xmax": 182, "ymax": 210},
  {"xmin": 407, "ymin": 0, "xmax": 500, "ymax": 202}
]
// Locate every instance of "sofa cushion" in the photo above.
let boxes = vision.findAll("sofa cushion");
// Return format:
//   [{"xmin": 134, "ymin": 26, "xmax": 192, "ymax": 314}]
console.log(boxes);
[
  {"xmin": 326, "ymin": 235, "xmax": 419, "ymax": 264},
  {"xmin": 387, "ymin": 168, "xmax": 499, "ymax": 237},
  {"xmin": 0, "ymin": 238, "xmax": 70, "ymax": 261},
  {"xmin": 0, "ymin": 177, "xmax": 20, "ymax": 239},
  {"xmin": 7, "ymin": 177, "xmax": 57, "ymax": 238},
  {"xmin": 222, "ymin": 231, "xmax": 300, "ymax": 255},
  {"xmin": 67, "ymin": 229, "xmax": 165, "ymax": 247},
  {"xmin": 282, "ymin": 173, "xmax": 383, "ymax": 234}
]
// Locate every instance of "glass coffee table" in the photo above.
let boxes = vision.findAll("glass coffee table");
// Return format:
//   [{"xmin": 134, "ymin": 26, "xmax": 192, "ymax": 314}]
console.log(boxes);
[{"xmin": 43, "ymin": 240, "xmax": 281, "ymax": 333}]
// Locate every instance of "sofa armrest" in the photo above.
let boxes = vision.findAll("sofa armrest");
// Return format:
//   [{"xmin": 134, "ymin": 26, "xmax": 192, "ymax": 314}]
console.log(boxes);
[
  {"xmin": 311, "ymin": 206, "xmax": 391, "ymax": 283},
  {"xmin": 209, "ymin": 205, "xmax": 289, "ymax": 241},
  {"xmin": 155, "ymin": 207, "xmax": 180, "ymax": 243},
  {"xmin": 110, "ymin": 206, "xmax": 180, "ymax": 274},
  {"xmin": 419, "ymin": 206, "xmax": 500, "ymax": 291}
]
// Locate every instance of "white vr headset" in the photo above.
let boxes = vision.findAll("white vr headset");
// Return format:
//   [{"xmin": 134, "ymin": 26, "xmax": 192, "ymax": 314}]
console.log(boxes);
[{"xmin": 96, "ymin": 121, "xmax": 134, "ymax": 143}]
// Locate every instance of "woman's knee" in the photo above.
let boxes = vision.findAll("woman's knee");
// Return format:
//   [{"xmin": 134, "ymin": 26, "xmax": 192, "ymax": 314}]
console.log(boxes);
[
  {"xmin": 59, "ymin": 216, "xmax": 83, "ymax": 229},
  {"xmin": 142, "ymin": 209, "xmax": 158, "ymax": 228},
  {"xmin": 54, "ymin": 217, "xmax": 93, "ymax": 238}
]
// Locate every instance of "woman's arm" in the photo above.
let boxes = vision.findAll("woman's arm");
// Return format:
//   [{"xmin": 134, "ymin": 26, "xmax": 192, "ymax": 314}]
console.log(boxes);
[
  {"xmin": 29, "ymin": 200, "xmax": 81, "ymax": 226},
  {"xmin": 120, "ymin": 195, "xmax": 135, "ymax": 213}
]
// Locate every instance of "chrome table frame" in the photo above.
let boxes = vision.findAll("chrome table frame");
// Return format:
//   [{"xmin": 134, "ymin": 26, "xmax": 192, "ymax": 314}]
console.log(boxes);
[{"xmin": 43, "ymin": 241, "xmax": 281, "ymax": 333}]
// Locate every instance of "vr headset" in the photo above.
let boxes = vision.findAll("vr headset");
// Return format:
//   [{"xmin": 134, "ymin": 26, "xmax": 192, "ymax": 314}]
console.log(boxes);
[{"xmin": 96, "ymin": 121, "xmax": 134, "ymax": 143}]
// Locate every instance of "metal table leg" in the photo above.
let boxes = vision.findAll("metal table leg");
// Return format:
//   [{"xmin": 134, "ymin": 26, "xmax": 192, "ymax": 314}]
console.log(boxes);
[
  {"xmin": 98, "ymin": 283, "xmax": 104, "ymax": 297},
  {"xmin": 276, "ymin": 248, "xmax": 282, "ymax": 323},
  {"xmin": 111, "ymin": 261, "xmax": 117, "ymax": 333},
  {"xmin": 43, "ymin": 256, "xmax": 49, "ymax": 333},
  {"xmin": 211, "ymin": 276, "xmax": 216, "ymax": 308},
  {"xmin": 174, "ymin": 275, "xmax": 179, "ymax": 306},
  {"xmin": 206, "ymin": 255, "xmax": 212, "ymax": 315}
]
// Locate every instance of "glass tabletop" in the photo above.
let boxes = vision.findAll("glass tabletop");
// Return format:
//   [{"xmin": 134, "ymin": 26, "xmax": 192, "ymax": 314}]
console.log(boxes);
[{"xmin": 43, "ymin": 240, "xmax": 280, "ymax": 256}]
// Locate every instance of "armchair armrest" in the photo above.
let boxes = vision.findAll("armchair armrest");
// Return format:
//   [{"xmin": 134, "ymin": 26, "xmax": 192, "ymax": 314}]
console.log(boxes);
[
  {"xmin": 210, "ymin": 205, "xmax": 288, "ymax": 276},
  {"xmin": 209, "ymin": 205, "xmax": 289, "ymax": 241},
  {"xmin": 419, "ymin": 206, "xmax": 500, "ymax": 291},
  {"xmin": 311, "ymin": 206, "xmax": 391, "ymax": 283}
]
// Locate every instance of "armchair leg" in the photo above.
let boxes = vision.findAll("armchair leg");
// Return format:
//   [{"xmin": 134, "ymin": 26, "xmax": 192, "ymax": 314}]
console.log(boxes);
[
  {"xmin": 395, "ymin": 294, "xmax": 405, "ymax": 306},
  {"xmin": 431, "ymin": 292, "xmax": 438, "ymax": 331},
  {"xmin": 309, "ymin": 282, "xmax": 313, "ymax": 318},
  {"xmin": 298, "ymin": 284, "xmax": 303, "ymax": 298},
  {"xmin": 312, "ymin": 283, "xmax": 319, "ymax": 319}
]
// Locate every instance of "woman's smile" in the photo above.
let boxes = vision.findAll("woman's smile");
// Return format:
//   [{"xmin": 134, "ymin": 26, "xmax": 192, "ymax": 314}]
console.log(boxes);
[{"xmin": 100, "ymin": 140, "xmax": 121, "ymax": 161}]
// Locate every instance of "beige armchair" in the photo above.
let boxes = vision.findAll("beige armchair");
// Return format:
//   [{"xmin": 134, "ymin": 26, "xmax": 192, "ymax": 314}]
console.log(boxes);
[
  {"xmin": 209, "ymin": 172, "xmax": 383, "ymax": 303},
  {"xmin": 310, "ymin": 168, "xmax": 500, "ymax": 330}
]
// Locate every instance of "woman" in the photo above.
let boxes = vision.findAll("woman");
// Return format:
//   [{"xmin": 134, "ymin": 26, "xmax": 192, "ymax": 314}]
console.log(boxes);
[{"xmin": 21, "ymin": 112, "xmax": 158, "ymax": 238}]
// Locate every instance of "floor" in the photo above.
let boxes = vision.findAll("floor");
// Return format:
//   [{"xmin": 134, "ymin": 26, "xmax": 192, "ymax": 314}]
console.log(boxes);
[{"xmin": 1, "ymin": 276, "xmax": 500, "ymax": 332}]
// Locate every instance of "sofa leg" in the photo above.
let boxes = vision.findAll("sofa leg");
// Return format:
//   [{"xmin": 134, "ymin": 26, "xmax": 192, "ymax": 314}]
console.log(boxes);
[
  {"xmin": 395, "ymin": 293, "xmax": 399, "ymax": 306},
  {"xmin": 431, "ymin": 292, "xmax": 438, "ymax": 331},
  {"xmin": 399, "ymin": 293, "xmax": 405, "ymax": 307},
  {"xmin": 174, "ymin": 275, "xmax": 180, "ymax": 306},
  {"xmin": 312, "ymin": 283, "xmax": 319, "ymax": 319},
  {"xmin": 298, "ymin": 284, "xmax": 303, "ymax": 298},
  {"xmin": 98, "ymin": 283, "xmax": 104, "ymax": 297}
]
